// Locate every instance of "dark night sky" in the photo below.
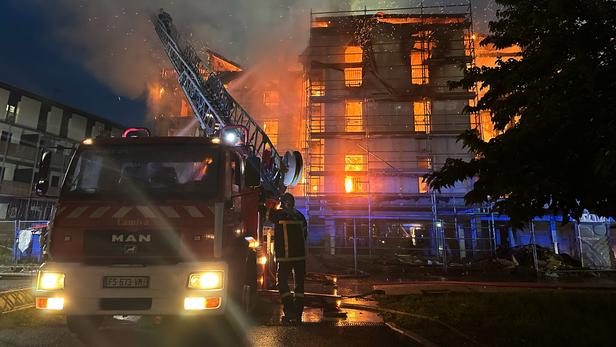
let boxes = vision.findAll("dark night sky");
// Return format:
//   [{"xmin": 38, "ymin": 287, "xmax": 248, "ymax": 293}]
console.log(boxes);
[
  {"xmin": 0, "ymin": 2, "xmax": 146, "ymax": 126},
  {"xmin": 0, "ymin": 1, "xmax": 496, "ymax": 127}
]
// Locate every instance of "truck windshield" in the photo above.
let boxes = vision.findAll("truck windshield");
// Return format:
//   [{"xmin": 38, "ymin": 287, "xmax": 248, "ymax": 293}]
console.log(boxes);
[{"xmin": 62, "ymin": 143, "xmax": 220, "ymax": 199}]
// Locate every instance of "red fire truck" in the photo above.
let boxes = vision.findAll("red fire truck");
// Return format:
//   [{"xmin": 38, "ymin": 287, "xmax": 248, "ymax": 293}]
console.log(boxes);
[
  {"xmin": 34, "ymin": 10, "xmax": 303, "ymax": 336},
  {"xmin": 33, "ymin": 126, "xmax": 300, "ymax": 336}
]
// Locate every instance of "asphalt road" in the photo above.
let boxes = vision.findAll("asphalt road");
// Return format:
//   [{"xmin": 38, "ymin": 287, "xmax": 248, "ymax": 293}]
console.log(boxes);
[
  {"xmin": 0, "ymin": 316, "xmax": 408, "ymax": 347},
  {"xmin": 0, "ymin": 277, "xmax": 409, "ymax": 347}
]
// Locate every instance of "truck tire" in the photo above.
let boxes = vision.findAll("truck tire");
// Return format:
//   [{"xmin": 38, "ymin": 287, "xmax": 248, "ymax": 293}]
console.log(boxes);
[
  {"xmin": 66, "ymin": 315, "xmax": 104, "ymax": 342},
  {"xmin": 242, "ymin": 251, "xmax": 257, "ymax": 312},
  {"xmin": 227, "ymin": 243, "xmax": 257, "ymax": 313}
]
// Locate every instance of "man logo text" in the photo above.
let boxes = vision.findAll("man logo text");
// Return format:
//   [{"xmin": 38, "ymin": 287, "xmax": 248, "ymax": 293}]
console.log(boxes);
[{"xmin": 111, "ymin": 234, "xmax": 151, "ymax": 243}]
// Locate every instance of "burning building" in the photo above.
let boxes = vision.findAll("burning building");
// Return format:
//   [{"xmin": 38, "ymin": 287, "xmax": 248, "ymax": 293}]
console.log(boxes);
[
  {"xmin": 151, "ymin": 4, "xmax": 484, "ymax": 258},
  {"xmin": 150, "ymin": 3, "xmax": 607, "ymax": 265},
  {"xmin": 150, "ymin": 48, "xmax": 304, "ymax": 158},
  {"xmin": 149, "ymin": 50, "xmax": 243, "ymax": 137},
  {"xmin": 301, "ymin": 4, "xmax": 480, "ymax": 256},
  {"xmin": 473, "ymin": 33, "xmax": 521, "ymax": 141},
  {"xmin": 226, "ymin": 62, "xmax": 304, "ymax": 156}
]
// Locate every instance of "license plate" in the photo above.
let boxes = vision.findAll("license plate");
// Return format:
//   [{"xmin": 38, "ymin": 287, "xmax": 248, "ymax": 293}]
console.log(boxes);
[{"xmin": 103, "ymin": 276, "xmax": 149, "ymax": 288}]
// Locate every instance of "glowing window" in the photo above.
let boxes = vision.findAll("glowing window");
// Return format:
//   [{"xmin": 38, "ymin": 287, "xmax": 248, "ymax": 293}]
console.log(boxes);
[
  {"xmin": 180, "ymin": 99, "xmax": 191, "ymax": 117},
  {"xmin": 345, "ymin": 175, "xmax": 364, "ymax": 193},
  {"xmin": 418, "ymin": 177, "xmax": 429, "ymax": 193},
  {"xmin": 345, "ymin": 155, "xmax": 366, "ymax": 172},
  {"xmin": 344, "ymin": 154, "xmax": 366, "ymax": 193},
  {"xmin": 312, "ymin": 20, "xmax": 330, "ymax": 28},
  {"xmin": 310, "ymin": 71, "xmax": 325, "ymax": 96},
  {"xmin": 344, "ymin": 68, "xmax": 362, "ymax": 87},
  {"xmin": 263, "ymin": 91, "xmax": 279, "ymax": 107},
  {"xmin": 263, "ymin": 120, "xmax": 279, "ymax": 146},
  {"xmin": 310, "ymin": 80, "xmax": 325, "ymax": 96},
  {"xmin": 310, "ymin": 104, "xmax": 324, "ymax": 133},
  {"xmin": 410, "ymin": 32, "xmax": 432, "ymax": 85},
  {"xmin": 418, "ymin": 156, "xmax": 432, "ymax": 170},
  {"xmin": 345, "ymin": 46, "xmax": 363, "ymax": 63},
  {"xmin": 345, "ymin": 101, "xmax": 363, "ymax": 132},
  {"xmin": 344, "ymin": 46, "xmax": 363, "ymax": 87},
  {"xmin": 413, "ymin": 100, "xmax": 431, "ymax": 133}
]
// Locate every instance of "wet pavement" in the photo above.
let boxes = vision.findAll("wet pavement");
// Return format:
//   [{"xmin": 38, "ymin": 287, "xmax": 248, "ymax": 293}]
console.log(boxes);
[
  {"xmin": 0, "ymin": 321, "xmax": 408, "ymax": 347},
  {"xmin": 0, "ymin": 277, "xmax": 408, "ymax": 347}
]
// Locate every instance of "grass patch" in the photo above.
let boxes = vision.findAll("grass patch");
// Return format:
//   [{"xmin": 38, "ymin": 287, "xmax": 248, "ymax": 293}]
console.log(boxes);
[
  {"xmin": 379, "ymin": 290, "xmax": 616, "ymax": 346},
  {"xmin": 0, "ymin": 308, "xmax": 65, "ymax": 329}
]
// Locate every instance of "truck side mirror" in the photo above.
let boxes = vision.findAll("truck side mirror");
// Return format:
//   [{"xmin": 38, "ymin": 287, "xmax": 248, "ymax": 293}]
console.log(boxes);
[
  {"xmin": 35, "ymin": 150, "xmax": 52, "ymax": 196},
  {"xmin": 245, "ymin": 156, "xmax": 261, "ymax": 188}
]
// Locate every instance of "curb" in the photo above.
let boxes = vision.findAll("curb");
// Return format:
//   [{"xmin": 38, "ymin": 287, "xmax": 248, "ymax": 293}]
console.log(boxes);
[
  {"xmin": 385, "ymin": 322, "xmax": 438, "ymax": 347},
  {"xmin": 372, "ymin": 280, "xmax": 616, "ymax": 291}
]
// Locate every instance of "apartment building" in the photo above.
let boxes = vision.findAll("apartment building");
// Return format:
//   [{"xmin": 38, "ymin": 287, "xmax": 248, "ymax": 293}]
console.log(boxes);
[{"xmin": 0, "ymin": 81, "xmax": 125, "ymax": 220}]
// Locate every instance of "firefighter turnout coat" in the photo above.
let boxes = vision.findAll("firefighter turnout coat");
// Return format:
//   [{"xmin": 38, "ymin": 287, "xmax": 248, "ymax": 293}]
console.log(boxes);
[{"xmin": 270, "ymin": 208, "xmax": 307, "ymax": 262}]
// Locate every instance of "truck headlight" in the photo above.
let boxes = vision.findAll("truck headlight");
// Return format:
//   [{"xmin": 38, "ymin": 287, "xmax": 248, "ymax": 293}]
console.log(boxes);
[
  {"xmin": 188, "ymin": 271, "xmax": 223, "ymax": 290},
  {"xmin": 37, "ymin": 272, "xmax": 65, "ymax": 290}
]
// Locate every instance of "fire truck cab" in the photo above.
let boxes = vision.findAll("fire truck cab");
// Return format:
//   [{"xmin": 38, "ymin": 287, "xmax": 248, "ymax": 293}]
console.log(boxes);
[{"xmin": 34, "ymin": 128, "xmax": 265, "ymax": 334}]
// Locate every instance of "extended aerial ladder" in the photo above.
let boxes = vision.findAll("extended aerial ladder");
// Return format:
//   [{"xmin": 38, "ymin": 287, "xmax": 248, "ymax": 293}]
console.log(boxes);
[{"xmin": 151, "ymin": 10, "xmax": 302, "ymax": 196}]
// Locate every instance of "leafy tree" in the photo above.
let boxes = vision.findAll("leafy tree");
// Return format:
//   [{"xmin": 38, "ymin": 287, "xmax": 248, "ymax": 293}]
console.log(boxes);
[{"xmin": 427, "ymin": 0, "xmax": 616, "ymax": 224}]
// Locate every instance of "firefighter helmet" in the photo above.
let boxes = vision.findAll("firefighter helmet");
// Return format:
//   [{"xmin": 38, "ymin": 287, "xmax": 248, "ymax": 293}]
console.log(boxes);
[{"xmin": 279, "ymin": 193, "xmax": 295, "ymax": 209}]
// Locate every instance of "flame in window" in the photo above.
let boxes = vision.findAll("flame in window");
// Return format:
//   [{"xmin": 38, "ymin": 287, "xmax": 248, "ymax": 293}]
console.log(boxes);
[
  {"xmin": 411, "ymin": 32, "xmax": 432, "ymax": 85},
  {"xmin": 418, "ymin": 177, "xmax": 429, "ymax": 194},
  {"xmin": 344, "ymin": 46, "xmax": 363, "ymax": 87},
  {"xmin": 345, "ymin": 176, "xmax": 354, "ymax": 193}
]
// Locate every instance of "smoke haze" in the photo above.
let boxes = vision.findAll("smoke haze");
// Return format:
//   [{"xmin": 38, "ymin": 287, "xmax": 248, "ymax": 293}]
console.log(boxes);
[{"xmin": 37, "ymin": 0, "xmax": 496, "ymax": 102}]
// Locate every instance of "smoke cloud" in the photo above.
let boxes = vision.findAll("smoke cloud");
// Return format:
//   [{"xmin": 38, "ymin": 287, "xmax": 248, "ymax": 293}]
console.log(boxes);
[{"xmin": 37, "ymin": 0, "xmax": 495, "ymax": 102}]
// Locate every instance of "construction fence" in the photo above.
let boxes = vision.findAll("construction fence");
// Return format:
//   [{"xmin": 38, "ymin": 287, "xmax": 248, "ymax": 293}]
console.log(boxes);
[
  {"xmin": 0, "ymin": 220, "xmax": 48, "ymax": 265},
  {"xmin": 308, "ymin": 215, "xmax": 616, "ymax": 272},
  {"xmin": 1, "ymin": 215, "xmax": 613, "ymax": 274}
]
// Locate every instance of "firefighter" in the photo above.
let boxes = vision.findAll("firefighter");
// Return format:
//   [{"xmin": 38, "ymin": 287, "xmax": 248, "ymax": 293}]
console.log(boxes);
[{"xmin": 270, "ymin": 193, "xmax": 307, "ymax": 323}]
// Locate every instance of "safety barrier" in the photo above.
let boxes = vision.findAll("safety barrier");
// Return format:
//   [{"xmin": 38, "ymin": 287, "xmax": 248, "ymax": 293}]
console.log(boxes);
[{"xmin": 0, "ymin": 287, "xmax": 34, "ymax": 314}]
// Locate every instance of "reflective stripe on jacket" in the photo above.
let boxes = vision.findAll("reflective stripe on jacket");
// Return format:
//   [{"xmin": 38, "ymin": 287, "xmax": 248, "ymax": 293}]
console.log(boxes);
[{"xmin": 271, "ymin": 208, "xmax": 307, "ymax": 262}]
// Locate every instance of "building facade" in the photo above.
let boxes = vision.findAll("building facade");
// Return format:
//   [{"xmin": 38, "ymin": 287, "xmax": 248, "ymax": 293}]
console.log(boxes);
[
  {"xmin": 0, "ymin": 81, "xmax": 125, "ymax": 221},
  {"xmin": 149, "ymin": 50, "xmax": 244, "ymax": 138},
  {"xmin": 301, "ymin": 6, "xmax": 479, "ymax": 256}
]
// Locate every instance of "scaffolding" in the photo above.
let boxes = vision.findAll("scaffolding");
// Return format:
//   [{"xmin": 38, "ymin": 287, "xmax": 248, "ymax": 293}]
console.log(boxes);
[{"xmin": 302, "ymin": 1, "xmax": 486, "ymax": 259}]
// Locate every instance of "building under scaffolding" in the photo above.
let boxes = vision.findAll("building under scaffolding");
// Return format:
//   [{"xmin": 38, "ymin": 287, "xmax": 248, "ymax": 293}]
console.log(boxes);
[{"xmin": 301, "ymin": 3, "xmax": 480, "ymax": 259}]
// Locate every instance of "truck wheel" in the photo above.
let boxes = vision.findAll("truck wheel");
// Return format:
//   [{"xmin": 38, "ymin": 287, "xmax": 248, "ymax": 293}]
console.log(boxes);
[
  {"xmin": 242, "ymin": 252, "xmax": 258, "ymax": 312},
  {"xmin": 66, "ymin": 315, "xmax": 104, "ymax": 342}
]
